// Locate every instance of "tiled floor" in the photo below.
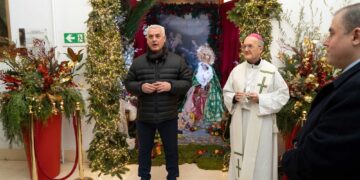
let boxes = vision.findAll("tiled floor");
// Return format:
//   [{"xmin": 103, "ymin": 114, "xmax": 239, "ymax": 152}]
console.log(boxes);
[{"xmin": 0, "ymin": 160, "xmax": 228, "ymax": 180}]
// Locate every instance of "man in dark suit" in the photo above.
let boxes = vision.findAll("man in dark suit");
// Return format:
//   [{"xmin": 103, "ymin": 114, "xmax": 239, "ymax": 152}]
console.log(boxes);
[{"xmin": 281, "ymin": 3, "xmax": 360, "ymax": 180}]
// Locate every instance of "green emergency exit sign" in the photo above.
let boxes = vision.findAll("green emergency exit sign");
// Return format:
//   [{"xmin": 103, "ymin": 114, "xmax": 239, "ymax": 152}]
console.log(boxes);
[{"xmin": 64, "ymin": 33, "xmax": 85, "ymax": 43}]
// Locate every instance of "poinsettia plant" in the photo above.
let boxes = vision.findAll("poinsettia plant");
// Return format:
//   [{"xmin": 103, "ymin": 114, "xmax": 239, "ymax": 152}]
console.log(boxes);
[{"xmin": 0, "ymin": 39, "xmax": 85, "ymax": 144}]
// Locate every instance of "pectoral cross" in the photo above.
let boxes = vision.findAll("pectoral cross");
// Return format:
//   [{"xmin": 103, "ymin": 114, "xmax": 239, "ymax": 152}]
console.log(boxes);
[{"xmin": 257, "ymin": 77, "xmax": 267, "ymax": 93}]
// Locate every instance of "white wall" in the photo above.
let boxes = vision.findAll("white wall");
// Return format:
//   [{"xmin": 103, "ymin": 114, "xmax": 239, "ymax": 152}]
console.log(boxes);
[
  {"xmin": 1, "ymin": 0, "xmax": 359, "ymax": 152},
  {"xmin": 271, "ymin": 0, "xmax": 360, "ymax": 66}
]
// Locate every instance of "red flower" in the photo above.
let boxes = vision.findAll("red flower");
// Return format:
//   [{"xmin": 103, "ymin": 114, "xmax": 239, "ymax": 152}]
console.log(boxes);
[
  {"xmin": 305, "ymin": 83, "xmax": 314, "ymax": 91},
  {"xmin": 43, "ymin": 75, "xmax": 54, "ymax": 90},
  {"xmin": 5, "ymin": 86, "xmax": 18, "ymax": 91},
  {"xmin": 37, "ymin": 64, "xmax": 49, "ymax": 75},
  {"xmin": 3, "ymin": 75, "xmax": 21, "ymax": 84},
  {"xmin": 58, "ymin": 61, "xmax": 69, "ymax": 73},
  {"xmin": 196, "ymin": 149, "xmax": 205, "ymax": 155},
  {"xmin": 318, "ymin": 72, "xmax": 328, "ymax": 88}
]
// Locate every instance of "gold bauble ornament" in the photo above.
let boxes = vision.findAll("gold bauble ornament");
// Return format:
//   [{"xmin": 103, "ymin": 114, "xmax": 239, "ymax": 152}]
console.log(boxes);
[
  {"xmin": 305, "ymin": 74, "xmax": 316, "ymax": 83},
  {"xmin": 320, "ymin": 57, "xmax": 327, "ymax": 62},
  {"xmin": 294, "ymin": 101, "xmax": 303, "ymax": 110},
  {"xmin": 304, "ymin": 95, "xmax": 313, "ymax": 103}
]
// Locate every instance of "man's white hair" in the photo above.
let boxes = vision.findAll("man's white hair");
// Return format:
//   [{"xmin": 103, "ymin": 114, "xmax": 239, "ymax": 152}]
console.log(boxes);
[{"xmin": 145, "ymin": 24, "xmax": 166, "ymax": 37}]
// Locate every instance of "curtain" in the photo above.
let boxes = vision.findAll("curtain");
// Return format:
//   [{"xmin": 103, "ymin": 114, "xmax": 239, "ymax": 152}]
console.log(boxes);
[
  {"xmin": 133, "ymin": 22, "xmax": 147, "ymax": 58},
  {"xmin": 219, "ymin": 0, "xmax": 240, "ymax": 87},
  {"xmin": 130, "ymin": 0, "xmax": 147, "ymax": 58},
  {"xmin": 129, "ymin": 0, "xmax": 137, "ymax": 7}
]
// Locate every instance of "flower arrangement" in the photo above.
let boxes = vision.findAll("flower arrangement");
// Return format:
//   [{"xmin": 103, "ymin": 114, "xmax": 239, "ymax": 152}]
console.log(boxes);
[
  {"xmin": 0, "ymin": 39, "xmax": 85, "ymax": 144},
  {"xmin": 275, "ymin": 4, "xmax": 341, "ymax": 135},
  {"xmin": 277, "ymin": 37, "xmax": 340, "ymax": 134}
]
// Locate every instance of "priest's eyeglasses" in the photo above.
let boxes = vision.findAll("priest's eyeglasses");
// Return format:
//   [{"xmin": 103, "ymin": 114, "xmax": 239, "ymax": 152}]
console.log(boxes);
[{"xmin": 241, "ymin": 44, "xmax": 261, "ymax": 50}]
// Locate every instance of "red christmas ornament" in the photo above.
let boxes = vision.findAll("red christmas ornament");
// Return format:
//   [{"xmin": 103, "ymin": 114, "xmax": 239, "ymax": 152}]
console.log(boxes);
[{"xmin": 196, "ymin": 149, "xmax": 205, "ymax": 155}]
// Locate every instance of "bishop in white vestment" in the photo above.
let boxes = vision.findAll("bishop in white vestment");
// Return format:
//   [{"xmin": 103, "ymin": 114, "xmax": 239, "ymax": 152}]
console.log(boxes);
[{"xmin": 223, "ymin": 33, "xmax": 289, "ymax": 180}]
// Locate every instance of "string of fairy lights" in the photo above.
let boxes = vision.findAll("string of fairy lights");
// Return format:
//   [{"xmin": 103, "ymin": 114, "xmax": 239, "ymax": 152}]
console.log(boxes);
[{"xmin": 85, "ymin": 0, "xmax": 130, "ymax": 178}]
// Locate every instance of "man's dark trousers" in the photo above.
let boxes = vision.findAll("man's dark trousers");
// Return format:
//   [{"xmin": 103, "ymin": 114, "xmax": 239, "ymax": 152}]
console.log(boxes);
[{"xmin": 137, "ymin": 118, "xmax": 179, "ymax": 180}]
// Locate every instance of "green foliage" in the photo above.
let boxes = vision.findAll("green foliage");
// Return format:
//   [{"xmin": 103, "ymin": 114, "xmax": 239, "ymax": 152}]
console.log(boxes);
[
  {"xmin": 87, "ymin": 127, "xmax": 130, "ymax": 178},
  {"xmin": 277, "ymin": 99, "xmax": 306, "ymax": 134},
  {"xmin": 0, "ymin": 92, "xmax": 28, "ymax": 144},
  {"xmin": 227, "ymin": 0, "xmax": 282, "ymax": 60},
  {"xmin": 35, "ymin": 97, "xmax": 53, "ymax": 122},
  {"xmin": 128, "ymin": 144, "xmax": 228, "ymax": 170},
  {"xmin": 60, "ymin": 88, "xmax": 85, "ymax": 118},
  {"xmin": 121, "ymin": 0, "xmax": 155, "ymax": 40}
]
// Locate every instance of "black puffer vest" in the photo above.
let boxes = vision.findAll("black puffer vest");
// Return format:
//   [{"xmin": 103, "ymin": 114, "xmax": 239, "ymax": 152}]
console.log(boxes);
[{"xmin": 125, "ymin": 48, "xmax": 192, "ymax": 123}]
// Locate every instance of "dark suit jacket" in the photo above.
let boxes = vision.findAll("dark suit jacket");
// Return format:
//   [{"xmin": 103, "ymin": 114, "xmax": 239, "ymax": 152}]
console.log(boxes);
[{"xmin": 282, "ymin": 62, "xmax": 360, "ymax": 180}]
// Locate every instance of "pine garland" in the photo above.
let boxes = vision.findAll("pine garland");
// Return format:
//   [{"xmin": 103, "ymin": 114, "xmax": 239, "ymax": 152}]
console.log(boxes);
[
  {"xmin": 227, "ymin": 0, "xmax": 282, "ymax": 61},
  {"xmin": 85, "ymin": 0, "xmax": 129, "ymax": 178},
  {"xmin": 1, "ymin": 92, "xmax": 28, "ymax": 143}
]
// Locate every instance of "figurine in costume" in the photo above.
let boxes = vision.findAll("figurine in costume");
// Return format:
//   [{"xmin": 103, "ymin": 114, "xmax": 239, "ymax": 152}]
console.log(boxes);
[{"xmin": 179, "ymin": 44, "xmax": 224, "ymax": 131}]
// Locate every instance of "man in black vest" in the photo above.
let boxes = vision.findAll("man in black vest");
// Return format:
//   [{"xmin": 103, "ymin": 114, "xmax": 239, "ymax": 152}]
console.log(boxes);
[
  {"xmin": 282, "ymin": 3, "xmax": 360, "ymax": 180},
  {"xmin": 125, "ymin": 24, "xmax": 192, "ymax": 180}
]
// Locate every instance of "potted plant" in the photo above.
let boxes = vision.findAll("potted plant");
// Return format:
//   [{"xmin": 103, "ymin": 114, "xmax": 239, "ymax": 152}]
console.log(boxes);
[{"xmin": 0, "ymin": 39, "xmax": 85, "ymax": 179}]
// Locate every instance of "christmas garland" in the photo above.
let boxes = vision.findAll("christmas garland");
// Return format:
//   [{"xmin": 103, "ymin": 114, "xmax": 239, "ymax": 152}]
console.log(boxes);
[
  {"xmin": 227, "ymin": 0, "xmax": 282, "ymax": 61},
  {"xmin": 146, "ymin": 3, "xmax": 221, "ymax": 65},
  {"xmin": 85, "ymin": 0, "xmax": 129, "ymax": 178}
]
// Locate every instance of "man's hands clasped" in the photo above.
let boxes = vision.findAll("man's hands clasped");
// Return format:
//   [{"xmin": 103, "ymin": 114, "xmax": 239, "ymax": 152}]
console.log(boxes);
[{"xmin": 142, "ymin": 81, "xmax": 171, "ymax": 94}]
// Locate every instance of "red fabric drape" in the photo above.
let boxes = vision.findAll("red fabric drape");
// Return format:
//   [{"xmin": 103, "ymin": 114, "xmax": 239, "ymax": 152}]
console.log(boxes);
[
  {"xmin": 219, "ymin": 0, "xmax": 240, "ymax": 87},
  {"xmin": 133, "ymin": 22, "xmax": 147, "ymax": 58},
  {"xmin": 129, "ymin": 0, "xmax": 137, "ymax": 7},
  {"xmin": 282, "ymin": 123, "xmax": 302, "ymax": 180},
  {"xmin": 129, "ymin": 0, "xmax": 147, "ymax": 58}
]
